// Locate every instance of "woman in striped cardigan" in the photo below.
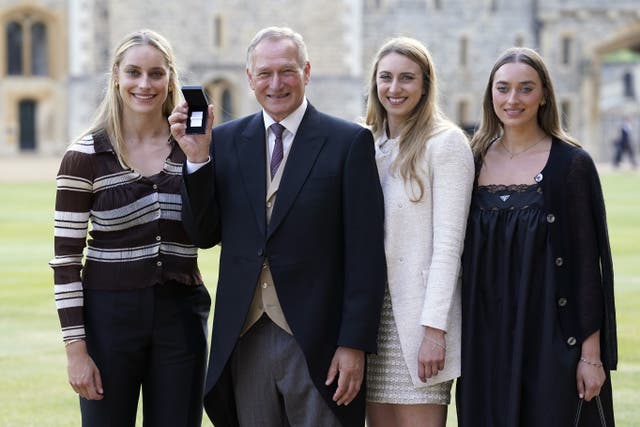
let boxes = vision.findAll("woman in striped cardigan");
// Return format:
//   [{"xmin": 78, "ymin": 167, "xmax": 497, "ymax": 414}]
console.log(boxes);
[{"xmin": 49, "ymin": 29, "xmax": 210, "ymax": 427}]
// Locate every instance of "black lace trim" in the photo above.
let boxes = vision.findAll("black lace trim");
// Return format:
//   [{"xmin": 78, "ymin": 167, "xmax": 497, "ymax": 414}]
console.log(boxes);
[{"xmin": 478, "ymin": 183, "xmax": 539, "ymax": 193}]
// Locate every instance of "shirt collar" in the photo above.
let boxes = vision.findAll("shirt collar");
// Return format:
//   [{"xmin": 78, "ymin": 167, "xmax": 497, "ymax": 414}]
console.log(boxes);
[
  {"xmin": 93, "ymin": 130, "xmax": 115, "ymax": 153},
  {"xmin": 262, "ymin": 98, "xmax": 308, "ymax": 136}
]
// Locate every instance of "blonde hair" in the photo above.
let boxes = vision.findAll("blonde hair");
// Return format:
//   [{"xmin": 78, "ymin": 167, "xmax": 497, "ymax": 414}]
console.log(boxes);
[
  {"xmin": 81, "ymin": 29, "xmax": 181, "ymax": 167},
  {"xmin": 365, "ymin": 36, "xmax": 459, "ymax": 201},
  {"xmin": 471, "ymin": 47, "xmax": 579, "ymax": 160}
]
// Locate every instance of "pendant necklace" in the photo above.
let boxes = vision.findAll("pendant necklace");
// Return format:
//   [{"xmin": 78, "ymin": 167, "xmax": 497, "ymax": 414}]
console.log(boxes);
[{"xmin": 499, "ymin": 134, "xmax": 547, "ymax": 159}]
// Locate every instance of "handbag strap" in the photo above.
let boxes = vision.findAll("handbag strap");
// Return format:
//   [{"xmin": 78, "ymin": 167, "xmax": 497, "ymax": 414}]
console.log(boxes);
[
  {"xmin": 596, "ymin": 395, "xmax": 607, "ymax": 426},
  {"xmin": 574, "ymin": 396, "xmax": 607, "ymax": 427}
]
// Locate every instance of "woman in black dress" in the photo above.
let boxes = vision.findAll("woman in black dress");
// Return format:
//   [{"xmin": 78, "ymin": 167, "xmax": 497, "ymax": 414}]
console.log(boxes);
[{"xmin": 457, "ymin": 47, "xmax": 617, "ymax": 427}]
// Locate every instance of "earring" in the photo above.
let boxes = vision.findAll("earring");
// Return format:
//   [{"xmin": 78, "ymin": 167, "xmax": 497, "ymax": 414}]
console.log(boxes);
[{"xmin": 540, "ymin": 100, "xmax": 546, "ymax": 106}]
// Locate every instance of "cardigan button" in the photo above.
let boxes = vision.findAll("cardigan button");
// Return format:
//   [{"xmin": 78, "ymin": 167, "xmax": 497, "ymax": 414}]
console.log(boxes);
[
  {"xmin": 555, "ymin": 257, "xmax": 564, "ymax": 266},
  {"xmin": 567, "ymin": 336, "xmax": 577, "ymax": 346},
  {"xmin": 557, "ymin": 297, "xmax": 567, "ymax": 307},
  {"xmin": 546, "ymin": 214, "xmax": 556, "ymax": 223}
]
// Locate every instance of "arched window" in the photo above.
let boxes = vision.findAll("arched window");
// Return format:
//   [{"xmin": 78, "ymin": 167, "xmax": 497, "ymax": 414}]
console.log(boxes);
[
  {"xmin": 4, "ymin": 18, "xmax": 49, "ymax": 76},
  {"xmin": 7, "ymin": 21, "xmax": 23, "ymax": 75},
  {"xmin": 31, "ymin": 21, "xmax": 48, "ymax": 76}
]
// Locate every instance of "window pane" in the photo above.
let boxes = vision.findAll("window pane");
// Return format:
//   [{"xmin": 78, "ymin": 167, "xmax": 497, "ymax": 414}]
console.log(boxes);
[
  {"xmin": 7, "ymin": 21, "xmax": 23, "ymax": 75},
  {"xmin": 623, "ymin": 72, "xmax": 635, "ymax": 99},
  {"xmin": 562, "ymin": 37, "xmax": 571, "ymax": 65},
  {"xmin": 19, "ymin": 100, "xmax": 37, "ymax": 151},
  {"xmin": 32, "ymin": 22, "xmax": 48, "ymax": 76}
]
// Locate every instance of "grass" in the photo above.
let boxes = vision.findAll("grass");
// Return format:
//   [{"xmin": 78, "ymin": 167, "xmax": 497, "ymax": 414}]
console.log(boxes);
[{"xmin": 0, "ymin": 170, "xmax": 638, "ymax": 426}]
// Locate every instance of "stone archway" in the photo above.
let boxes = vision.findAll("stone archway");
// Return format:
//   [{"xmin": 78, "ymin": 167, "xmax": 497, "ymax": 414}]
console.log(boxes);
[
  {"xmin": 585, "ymin": 23, "xmax": 640, "ymax": 160},
  {"xmin": 205, "ymin": 79, "xmax": 236, "ymax": 125}
]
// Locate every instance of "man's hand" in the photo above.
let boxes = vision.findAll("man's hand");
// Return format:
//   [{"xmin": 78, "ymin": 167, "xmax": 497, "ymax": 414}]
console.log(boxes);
[
  {"xmin": 66, "ymin": 341, "xmax": 103, "ymax": 400},
  {"xmin": 168, "ymin": 102, "xmax": 214, "ymax": 163},
  {"xmin": 325, "ymin": 346, "xmax": 364, "ymax": 406}
]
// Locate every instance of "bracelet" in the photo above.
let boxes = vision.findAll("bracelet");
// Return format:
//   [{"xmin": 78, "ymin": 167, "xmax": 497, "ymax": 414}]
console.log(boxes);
[
  {"xmin": 64, "ymin": 339, "xmax": 85, "ymax": 347},
  {"xmin": 424, "ymin": 336, "xmax": 446, "ymax": 350},
  {"xmin": 579, "ymin": 357, "xmax": 603, "ymax": 368}
]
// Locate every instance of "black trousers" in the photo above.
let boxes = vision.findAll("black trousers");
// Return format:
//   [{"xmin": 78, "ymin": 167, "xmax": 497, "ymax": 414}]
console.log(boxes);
[{"xmin": 80, "ymin": 282, "xmax": 210, "ymax": 427}]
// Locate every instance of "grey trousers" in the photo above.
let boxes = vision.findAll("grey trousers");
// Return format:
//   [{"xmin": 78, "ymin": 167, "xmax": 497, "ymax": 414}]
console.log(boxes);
[{"xmin": 230, "ymin": 316, "xmax": 342, "ymax": 427}]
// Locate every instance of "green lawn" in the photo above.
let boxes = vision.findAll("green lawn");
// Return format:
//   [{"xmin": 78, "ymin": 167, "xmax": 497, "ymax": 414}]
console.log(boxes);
[{"xmin": 1, "ymin": 171, "xmax": 638, "ymax": 426}]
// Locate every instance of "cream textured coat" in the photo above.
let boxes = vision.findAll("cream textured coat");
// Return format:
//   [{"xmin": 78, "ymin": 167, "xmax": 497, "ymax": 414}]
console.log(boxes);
[{"xmin": 375, "ymin": 126, "xmax": 474, "ymax": 387}]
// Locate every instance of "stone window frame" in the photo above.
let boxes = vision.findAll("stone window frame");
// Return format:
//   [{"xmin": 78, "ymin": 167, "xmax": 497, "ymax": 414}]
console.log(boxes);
[{"xmin": 0, "ymin": 6, "xmax": 64, "ymax": 79}]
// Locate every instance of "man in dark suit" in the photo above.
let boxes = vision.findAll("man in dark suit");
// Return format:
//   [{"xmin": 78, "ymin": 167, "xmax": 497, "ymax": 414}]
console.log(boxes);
[{"xmin": 169, "ymin": 26, "xmax": 386, "ymax": 426}]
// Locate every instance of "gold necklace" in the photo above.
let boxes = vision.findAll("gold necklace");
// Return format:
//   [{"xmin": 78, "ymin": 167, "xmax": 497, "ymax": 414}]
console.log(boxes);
[{"xmin": 499, "ymin": 134, "xmax": 547, "ymax": 159}]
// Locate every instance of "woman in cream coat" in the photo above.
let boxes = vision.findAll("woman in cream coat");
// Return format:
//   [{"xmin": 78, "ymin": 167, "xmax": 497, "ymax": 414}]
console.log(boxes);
[{"xmin": 365, "ymin": 37, "xmax": 474, "ymax": 427}]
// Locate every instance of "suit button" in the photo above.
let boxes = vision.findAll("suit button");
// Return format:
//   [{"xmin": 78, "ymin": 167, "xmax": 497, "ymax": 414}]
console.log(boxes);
[
  {"xmin": 555, "ymin": 257, "xmax": 564, "ymax": 266},
  {"xmin": 558, "ymin": 297, "xmax": 567, "ymax": 307},
  {"xmin": 258, "ymin": 249, "xmax": 264, "ymax": 256},
  {"xmin": 567, "ymin": 337, "xmax": 577, "ymax": 346},
  {"xmin": 547, "ymin": 214, "xmax": 556, "ymax": 223}
]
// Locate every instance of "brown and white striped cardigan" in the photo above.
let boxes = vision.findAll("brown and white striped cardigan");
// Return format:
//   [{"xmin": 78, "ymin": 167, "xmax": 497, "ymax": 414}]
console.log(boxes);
[{"xmin": 49, "ymin": 130, "xmax": 203, "ymax": 342}]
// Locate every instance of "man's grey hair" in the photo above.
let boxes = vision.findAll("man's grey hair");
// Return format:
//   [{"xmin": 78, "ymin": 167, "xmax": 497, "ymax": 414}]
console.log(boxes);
[{"xmin": 246, "ymin": 26, "xmax": 309, "ymax": 71}]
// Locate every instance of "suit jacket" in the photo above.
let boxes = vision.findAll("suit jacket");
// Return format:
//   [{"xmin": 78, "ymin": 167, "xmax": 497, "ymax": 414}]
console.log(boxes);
[{"xmin": 181, "ymin": 103, "xmax": 386, "ymax": 427}]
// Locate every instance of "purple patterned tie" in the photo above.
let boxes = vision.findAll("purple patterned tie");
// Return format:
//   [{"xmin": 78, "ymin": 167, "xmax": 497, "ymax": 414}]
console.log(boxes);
[{"xmin": 270, "ymin": 123, "xmax": 285, "ymax": 180}]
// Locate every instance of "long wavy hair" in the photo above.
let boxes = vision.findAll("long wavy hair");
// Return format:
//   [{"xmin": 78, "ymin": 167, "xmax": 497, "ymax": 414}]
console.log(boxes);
[
  {"xmin": 365, "ymin": 37, "xmax": 459, "ymax": 201},
  {"xmin": 80, "ymin": 29, "xmax": 181, "ymax": 167},
  {"xmin": 471, "ymin": 47, "xmax": 578, "ymax": 160}
]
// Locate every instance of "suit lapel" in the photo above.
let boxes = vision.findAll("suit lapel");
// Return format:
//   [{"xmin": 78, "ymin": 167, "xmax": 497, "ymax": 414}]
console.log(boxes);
[
  {"xmin": 236, "ymin": 112, "xmax": 267, "ymax": 237},
  {"xmin": 268, "ymin": 106, "xmax": 326, "ymax": 239}
]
